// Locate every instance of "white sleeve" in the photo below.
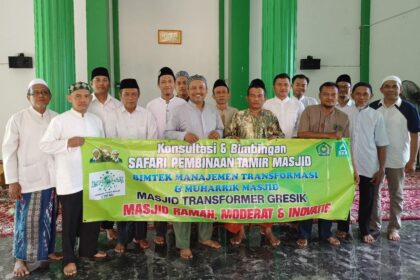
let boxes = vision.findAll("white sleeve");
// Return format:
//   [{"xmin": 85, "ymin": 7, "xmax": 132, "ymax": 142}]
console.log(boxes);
[
  {"xmin": 147, "ymin": 112, "xmax": 158, "ymax": 139},
  {"xmin": 39, "ymin": 117, "xmax": 69, "ymax": 154},
  {"xmin": 164, "ymin": 109, "xmax": 187, "ymax": 140},
  {"xmin": 2, "ymin": 116, "xmax": 19, "ymax": 183}
]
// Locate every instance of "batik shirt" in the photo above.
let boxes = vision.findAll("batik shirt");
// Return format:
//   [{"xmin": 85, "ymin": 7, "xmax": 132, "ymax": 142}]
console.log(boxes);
[{"xmin": 225, "ymin": 109, "xmax": 285, "ymax": 139}]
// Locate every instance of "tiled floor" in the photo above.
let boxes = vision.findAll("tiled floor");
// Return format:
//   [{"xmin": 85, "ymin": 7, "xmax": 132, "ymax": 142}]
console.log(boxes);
[{"xmin": 1, "ymin": 221, "xmax": 419, "ymax": 279}]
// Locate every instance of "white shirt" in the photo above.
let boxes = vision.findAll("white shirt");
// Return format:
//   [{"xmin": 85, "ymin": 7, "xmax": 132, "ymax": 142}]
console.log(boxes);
[
  {"xmin": 165, "ymin": 101, "xmax": 224, "ymax": 140},
  {"xmin": 146, "ymin": 96, "xmax": 186, "ymax": 139},
  {"xmin": 107, "ymin": 106, "xmax": 158, "ymax": 139},
  {"xmin": 88, "ymin": 93, "xmax": 121, "ymax": 136},
  {"xmin": 336, "ymin": 99, "xmax": 354, "ymax": 111},
  {"xmin": 342, "ymin": 106, "xmax": 389, "ymax": 177},
  {"xmin": 375, "ymin": 98, "xmax": 415, "ymax": 168},
  {"xmin": 40, "ymin": 109, "xmax": 104, "ymax": 195},
  {"xmin": 293, "ymin": 95, "xmax": 318, "ymax": 108},
  {"xmin": 263, "ymin": 96, "xmax": 305, "ymax": 138},
  {"xmin": 2, "ymin": 107, "xmax": 57, "ymax": 193}
]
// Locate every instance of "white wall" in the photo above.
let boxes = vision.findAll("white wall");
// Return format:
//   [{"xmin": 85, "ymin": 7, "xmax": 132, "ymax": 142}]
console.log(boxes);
[
  {"xmin": 249, "ymin": 0, "xmax": 262, "ymax": 81},
  {"xmin": 0, "ymin": 0, "xmax": 36, "ymax": 158},
  {"xmin": 119, "ymin": 0, "xmax": 219, "ymax": 106},
  {"xmin": 295, "ymin": 0, "xmax": 360, "ymax": 99},
  {"xmin": 370, "ymin": 0, "xmax": 420, "ymax": 96}
]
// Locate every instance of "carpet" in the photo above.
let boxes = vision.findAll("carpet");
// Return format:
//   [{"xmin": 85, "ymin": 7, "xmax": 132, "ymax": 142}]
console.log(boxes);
[{"xmin": 1, "ymin": 173, "xmax": 419, "ymax": 237}]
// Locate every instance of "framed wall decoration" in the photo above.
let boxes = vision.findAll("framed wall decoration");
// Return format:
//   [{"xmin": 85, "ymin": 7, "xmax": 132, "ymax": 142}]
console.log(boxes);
[{"xmin": 158, "ymin": 30, "xmax": 182, "ymax": 44}]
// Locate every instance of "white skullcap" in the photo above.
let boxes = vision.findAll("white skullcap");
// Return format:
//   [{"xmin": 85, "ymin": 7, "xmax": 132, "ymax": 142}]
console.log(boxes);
[
  {"xmin": 381, "ymin": 75, "xmax": 401, "ymax": 87},
  {"xmin": 27, "ymin": 78, "xmax": 49, "ymax": 90}
]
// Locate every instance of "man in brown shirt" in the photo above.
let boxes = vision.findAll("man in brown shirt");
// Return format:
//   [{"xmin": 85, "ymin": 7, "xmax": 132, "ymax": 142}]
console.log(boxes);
[{"xmin": 297, "ymin": 81, "xmax": 355, "ymax": 248}]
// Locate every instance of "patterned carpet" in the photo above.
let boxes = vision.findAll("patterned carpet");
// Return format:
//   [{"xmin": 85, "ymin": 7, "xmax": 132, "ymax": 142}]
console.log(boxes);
[{"xmin": 1, "ymin": 173, "xmax": 419, "ymax": 237}]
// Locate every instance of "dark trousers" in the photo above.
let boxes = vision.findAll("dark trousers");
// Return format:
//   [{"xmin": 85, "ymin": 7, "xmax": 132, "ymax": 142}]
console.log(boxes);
[
  {"xmin": 117, "ymin": 222, "xmax": 147, "ymax": 245},
  {"xmin": 299, "ymin": 219, "xmax": 333, "ymax": 240},
  {"xmin": 101, "ymin": 221, "xmax": 115, "ymax": 230},
  {"xmin": 154, "ymin": 222, "xmax": 167, "ymax": 237},
  {"xmin": 358, "ymin": 175, "xmax": 375, "ymax": 236},
  {"xmin": 337, "ymin": 212, "xmax": 351, "ymax": 233},
  {"xmin": 59, "ymin": 191, "xmax": 100, "ymax": 265}
]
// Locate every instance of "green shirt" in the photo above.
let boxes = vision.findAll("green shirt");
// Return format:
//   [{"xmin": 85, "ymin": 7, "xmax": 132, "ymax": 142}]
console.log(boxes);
[{"xmin": 225, "ymin": 109, "xmax": 284, "ymax": 139}]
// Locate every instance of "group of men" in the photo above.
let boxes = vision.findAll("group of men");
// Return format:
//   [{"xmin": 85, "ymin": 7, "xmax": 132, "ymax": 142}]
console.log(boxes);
[{"xmin": 2, "ymin": 65, "xmax": 420, "ymax": 276}]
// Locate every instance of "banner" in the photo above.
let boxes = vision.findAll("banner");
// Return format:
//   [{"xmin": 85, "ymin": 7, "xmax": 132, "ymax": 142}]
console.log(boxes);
[{"xmin": 82, "ymin": 138, "xmax": 355, "ymax": 223}]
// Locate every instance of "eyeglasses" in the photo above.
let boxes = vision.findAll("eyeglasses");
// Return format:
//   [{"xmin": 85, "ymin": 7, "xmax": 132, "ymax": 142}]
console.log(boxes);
[{"xmin": 28, "ymin": 91, "xmax": 51, "ymax": 97}]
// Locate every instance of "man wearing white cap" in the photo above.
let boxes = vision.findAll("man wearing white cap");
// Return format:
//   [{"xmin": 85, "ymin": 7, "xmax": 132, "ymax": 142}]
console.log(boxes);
[
  {"xmin": 370, "ymin": 75, "xmax": 420, "ymax": 241},
  {"xmin": 2, "ymin": 79, "xmax": 62, "ymax": 277}
]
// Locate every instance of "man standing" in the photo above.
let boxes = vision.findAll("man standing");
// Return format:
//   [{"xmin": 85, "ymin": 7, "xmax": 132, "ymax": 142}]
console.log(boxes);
[
  {"xmin": 40, "ymin": 82, "xmax": 106, "ymax": 276},
  {"xmin": 297, "ymin": 82, "xmax": 352, "ymax": 248},
  {"xmin": 88, "ymin": 66, "xmax": 120, "ymax": 240},
  {"xmin": 107, "ymin": 78, "xmax": 157, "ymax": 253},
  {"xmin": 370, "ymin": 75, "xmax": 420, "ymax": 241},
  {"xmin": 165, "ymin": 74, "xmax": 223, "ymax": 259},
  {"xmin": 175, "ymin": 70, "xmax": 189, "ymax": 101},
  {"xmin": 341, "ymin": 82, "xmax": 389, "ymax": 244},
  {"xmin": 212, "ymin": 79, "xmax": 238, "ymax": 128},
  {"xmin": 292, "ymin": 74, "xmax": 318, "ymax": 107},
  {"xmin": 335, "ymin": 74, "xmax": 354, "ymax": 110},
  {"xmin": 224, "ymin": 79, "xmax": 284, "ymax": 246},
  {"xmin": 2, "ymin": 79, "xmax": 61, "ymax": 277},
  {"xmin": 264, "ymin": 73, "xmax": 304, "ymax": 138},
  {"xmin": 146, "ymin": 67, "xmax": 186, "ymax": 246}
]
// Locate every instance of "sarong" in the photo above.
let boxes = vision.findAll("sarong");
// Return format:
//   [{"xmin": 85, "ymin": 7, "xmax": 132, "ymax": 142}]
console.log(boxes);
[{"xmin": 13, "ymin": 188, "xmax": 57, "ymax": 262}]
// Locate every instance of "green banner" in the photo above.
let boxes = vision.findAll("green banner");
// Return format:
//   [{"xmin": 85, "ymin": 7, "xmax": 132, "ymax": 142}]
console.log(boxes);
[{"xmin": 82, "ymin": 138, "xmax": 355, "ymax": 223}]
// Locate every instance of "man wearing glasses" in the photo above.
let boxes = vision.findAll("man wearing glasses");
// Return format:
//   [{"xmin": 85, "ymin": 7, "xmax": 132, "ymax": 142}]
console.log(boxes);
[{"xmin": 2, "ymin": 79, "xmax": 62, "ymax": 277}]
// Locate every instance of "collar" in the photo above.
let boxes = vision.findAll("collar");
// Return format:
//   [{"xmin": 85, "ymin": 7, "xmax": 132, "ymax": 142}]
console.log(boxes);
[
  {"xmin": 379, "ymin": 97, "xmax": 402, "ymax": 107},
  {"xmin": 275, "ymin": 96, "xmax": 290, "ymax": 103},
  {"xmin": 29, "ymin": 106, "xmax": 48, "ymax": 118},
  {"xmin": 159, "ymin": 95, "xmax": 176, "ymax": 104},
  {"xmin": 121, "ymin": 106, "xmax": 140, "ymax": 113},
  {"xmin": 188, "ymin": 100, "xmax": 205, "ymax": 110},
  {"xmin": 70, "ymin": 108, "xmax": 87, "ymax": 118},
  {"xmin": 92, "ymin": 93, "xmax": 112, "ymax": 105}
]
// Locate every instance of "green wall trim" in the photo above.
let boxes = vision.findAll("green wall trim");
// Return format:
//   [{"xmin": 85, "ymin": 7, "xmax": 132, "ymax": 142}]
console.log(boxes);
[
  {"xmin": 34, "ymin": 0, "xmax": 75, "ymax": 113},
  {"xmin": 261, "ymin": 0, "xmax": 297, "ymax": 98},
  {"xmin": 112, "ymin": 0, "xmax": 120, "ymax": 96},
  {"xmin": 219, "ymin": 0, "xmax": 225, "ymax": 80},
  {"xmin": 360, "ymin": 0, "xmax": 371, "ymax": 83},
  {"xmin": 228, "ymin": 0, "xmax": 250, "ymax": 110},
  {"xmin": 86, "ymin": 0, "xmax": 111, "ymax": 81}
]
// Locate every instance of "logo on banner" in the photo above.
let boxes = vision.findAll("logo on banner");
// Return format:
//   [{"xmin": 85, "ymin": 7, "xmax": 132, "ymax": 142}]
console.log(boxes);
[
  {"xmin": 89, "ymin": 170, "xmax": 125, "ymax": 200},
  {"xmin": 335, "ymin": 142, "xmax": 349, "ymax": 157},
  {"xmin": 316, "ymin": 142, "xmax": 331, "ymax": 156}
]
